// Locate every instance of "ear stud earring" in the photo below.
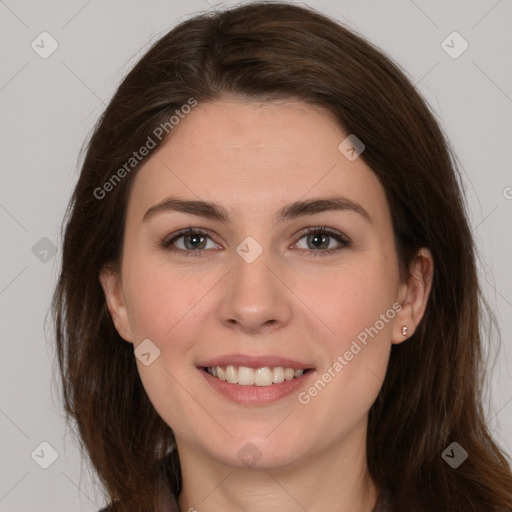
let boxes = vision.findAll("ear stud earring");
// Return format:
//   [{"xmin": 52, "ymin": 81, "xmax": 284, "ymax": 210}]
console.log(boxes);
[{"xmin": 401, "ymin": 325, "xmax": 408, "ymax": 336}]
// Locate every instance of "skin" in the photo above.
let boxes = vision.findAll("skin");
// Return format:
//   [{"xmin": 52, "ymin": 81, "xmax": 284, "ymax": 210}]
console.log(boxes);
[{"xmin": 100, "ymin": 98, "xmax": 433, "ymax": 512}]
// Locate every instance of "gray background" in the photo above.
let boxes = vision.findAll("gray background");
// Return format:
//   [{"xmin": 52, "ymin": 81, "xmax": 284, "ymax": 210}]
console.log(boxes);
[{"xmin": 0, "ymin": 1, "xmax": 511, "ymax": 510}]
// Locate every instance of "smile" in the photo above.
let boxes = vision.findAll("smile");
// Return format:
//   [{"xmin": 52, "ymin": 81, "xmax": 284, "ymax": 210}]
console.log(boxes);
[{"xmin": 204, "ymin": 365, "xmax": 309, "ymax": 387}]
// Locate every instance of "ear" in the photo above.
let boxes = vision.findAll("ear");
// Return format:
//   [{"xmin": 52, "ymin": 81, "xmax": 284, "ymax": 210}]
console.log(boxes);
[
  {"xmin": 98, "ymin": 264, "xmax": 134, "ymax": 343},
  {"xmin": 392, "ymin": 247, "xmax": 434, "ymax": 344}
]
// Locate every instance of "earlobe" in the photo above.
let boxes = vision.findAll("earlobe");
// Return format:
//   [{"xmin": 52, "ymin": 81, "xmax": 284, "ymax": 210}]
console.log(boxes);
[
  {"xmin": 392, "ymin": 248, "xmax": 434, "ymax": 344},
  {"xmin": 98, "ymin": 264, "xmax": 134, "ymax": 343}
]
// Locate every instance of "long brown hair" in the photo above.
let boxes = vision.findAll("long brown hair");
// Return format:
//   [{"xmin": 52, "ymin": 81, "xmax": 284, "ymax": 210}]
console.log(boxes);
[{"xmin": 52, "ymin": 2, "xmax": 512, "ymax": 511}]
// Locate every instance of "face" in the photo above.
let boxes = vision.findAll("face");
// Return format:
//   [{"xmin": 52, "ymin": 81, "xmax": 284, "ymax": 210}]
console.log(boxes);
[{"xmin": 100, "ymin": 98, "xmax": 431, "ymax": 470}]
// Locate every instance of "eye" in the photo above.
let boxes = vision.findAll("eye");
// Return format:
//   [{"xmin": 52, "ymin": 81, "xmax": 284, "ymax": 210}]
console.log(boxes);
[
  {"xmin": 160, "ymin": 225, "xmax": 351, "ymax": 258},
  {"xmin": 160, "ymin": 227, "xmax": 219, "ymax": 257},
  {"xmin": 293, "ymin": 225, "xmax": 351, "ymax": 257}
]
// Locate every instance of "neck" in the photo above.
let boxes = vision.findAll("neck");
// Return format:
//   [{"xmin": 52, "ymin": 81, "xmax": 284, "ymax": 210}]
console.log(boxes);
[{"xmin": 176, "ymin": 422, "xmax": 379, "ymax": 512}]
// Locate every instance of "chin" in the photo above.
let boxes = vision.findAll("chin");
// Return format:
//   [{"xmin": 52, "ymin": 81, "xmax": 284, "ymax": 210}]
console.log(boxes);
[{"xmin": 202, "ymin": 435, "xmax": 309, "ymax": 471}]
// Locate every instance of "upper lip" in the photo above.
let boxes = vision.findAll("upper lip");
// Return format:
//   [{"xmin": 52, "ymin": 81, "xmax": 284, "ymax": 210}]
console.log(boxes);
[{"xmin": 199, "ymin": 354, "xmax": 314, "ymax": 370}]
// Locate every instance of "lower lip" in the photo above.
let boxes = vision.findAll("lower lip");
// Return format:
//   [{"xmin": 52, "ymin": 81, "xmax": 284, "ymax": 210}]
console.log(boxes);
[{"xmin": 199, "ymin": 368, "xmax": 315, "ymax": 405}]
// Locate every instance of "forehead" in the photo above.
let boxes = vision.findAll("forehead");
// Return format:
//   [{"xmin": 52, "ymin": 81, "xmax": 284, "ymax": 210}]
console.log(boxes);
[{"xmin": 127, "ymin": 98, "xmax": 390, "ymax": 228}]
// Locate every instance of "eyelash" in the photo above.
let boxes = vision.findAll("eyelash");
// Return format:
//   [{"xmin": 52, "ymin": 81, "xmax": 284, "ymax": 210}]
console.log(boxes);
[{"xmin": 160, "ymin": 225, "xmax": 351, "ymax": 258}]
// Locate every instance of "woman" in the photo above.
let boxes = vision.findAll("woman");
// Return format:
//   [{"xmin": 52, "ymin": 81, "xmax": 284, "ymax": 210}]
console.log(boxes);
[{"xmin": 53, "ymin": 2, "xmax": 512, "ymax": 511}]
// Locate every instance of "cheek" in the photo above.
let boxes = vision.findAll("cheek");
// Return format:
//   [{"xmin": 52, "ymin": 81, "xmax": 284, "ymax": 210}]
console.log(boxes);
[
  {"xmin": 317, "ymin": 257, "xmax": 398, "ymax": 345},
  {"xmin": 298, "ymin": 271, "xmax": 396, "ymax": 432},
  {"xmin": 122, "ymin": 251, "xmax": 196, "ymax": 341},
  {"xmin": 311, "ymin": 252, "xmax": 398, "ymax": 395},
  {"xmin": 122, "ymin": 255, "xmax": 203, "ymax": 427},
  {"xmin": 123, "ymin": 274, "xmax": 171, "ymax": 342}
]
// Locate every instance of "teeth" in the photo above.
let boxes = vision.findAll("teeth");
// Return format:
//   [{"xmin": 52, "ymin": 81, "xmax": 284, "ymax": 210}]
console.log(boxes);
[
  {"xmin": 237, "ymin": 366, "xmax": 255, "ymax": 385},
  {"xmin": 254, "ymin": 367, "xmax": 273, "ymax": 386},
  {"xmin": 205, "ymin": 365, "xmax": 308, "ymax": 387},
  {"xmin": 225, "ymin": 365, "xmax": 237, "ymax": 384},
  {"xmin": 272, "ymin": 366, "xmax": 285, "ymax": 384},
  {"xmin": 284, "ymin": 368, "xmax": 295, "ymax": 381}
]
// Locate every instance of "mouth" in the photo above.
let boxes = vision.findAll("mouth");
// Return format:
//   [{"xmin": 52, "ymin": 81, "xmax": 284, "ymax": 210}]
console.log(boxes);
[
  {"xmin": 202, "ymin": 365, "xmax": 312, "ymax": 387},
  {"xmin": 197, "ymin": 355, "xmax": 316, "ymax": 404}
]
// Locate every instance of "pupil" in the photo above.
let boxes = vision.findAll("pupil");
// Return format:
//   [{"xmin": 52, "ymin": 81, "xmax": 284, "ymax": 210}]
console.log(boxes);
[
  {"xmin": 187, "ymin": 234, "xmax": 204, "ymax": 249},
  {"xmin": 310, "ymin": 234, "xmax": 327, "ymax": 249}
]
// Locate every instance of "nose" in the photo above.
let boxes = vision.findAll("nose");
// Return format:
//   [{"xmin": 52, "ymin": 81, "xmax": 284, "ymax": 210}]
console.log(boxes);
[{"xmin": 217, "ymin": 243, "xmax": 292, "ymax": 335}]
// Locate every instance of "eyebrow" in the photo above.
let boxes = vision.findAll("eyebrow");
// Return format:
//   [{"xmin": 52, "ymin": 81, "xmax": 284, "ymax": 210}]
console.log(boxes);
[{"xmin": 142, "ymin": 195, "xmax": 373, "ymax": 225}]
